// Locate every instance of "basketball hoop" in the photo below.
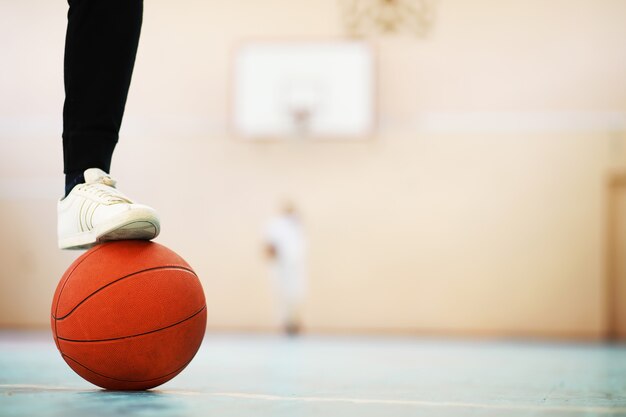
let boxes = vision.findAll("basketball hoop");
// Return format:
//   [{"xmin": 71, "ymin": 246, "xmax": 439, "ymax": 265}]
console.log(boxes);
[{"xmin": 280, "ymin": 79, "xmax": 325, "ymax": 137}]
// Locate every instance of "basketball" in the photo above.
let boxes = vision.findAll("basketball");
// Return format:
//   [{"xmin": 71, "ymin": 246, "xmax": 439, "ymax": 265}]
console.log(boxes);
[{"xmin": 50, "ymin": 241, "xmax": 207, "ymax": 390}]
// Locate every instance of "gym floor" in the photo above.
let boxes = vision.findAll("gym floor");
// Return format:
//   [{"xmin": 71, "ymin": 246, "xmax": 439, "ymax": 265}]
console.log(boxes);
[{"xmin": 1, "ymin": 332, "xmax": 625, "ymax": 417}]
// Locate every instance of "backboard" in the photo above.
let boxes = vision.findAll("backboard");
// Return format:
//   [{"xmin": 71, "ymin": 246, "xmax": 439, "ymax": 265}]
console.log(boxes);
[{"xmin": 232, "ymin": 40, "xmax": 375, "ymax": 140}]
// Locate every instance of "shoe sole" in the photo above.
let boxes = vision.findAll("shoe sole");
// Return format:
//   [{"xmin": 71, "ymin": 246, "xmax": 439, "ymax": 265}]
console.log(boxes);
[{"xmin": 58, "ymin": 208, "xmax": 160, "ymax": 250}]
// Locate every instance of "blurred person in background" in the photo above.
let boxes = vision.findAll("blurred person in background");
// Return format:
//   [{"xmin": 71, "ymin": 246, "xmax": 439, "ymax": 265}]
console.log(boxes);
[{"xmin": 264, "ymin": 202, "xmax": 308, "ymax": 336}]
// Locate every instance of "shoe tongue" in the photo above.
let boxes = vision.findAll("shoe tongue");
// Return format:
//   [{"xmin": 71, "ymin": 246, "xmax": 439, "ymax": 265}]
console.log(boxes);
[{"xmin": 83, "ymin": 168, "xmax": 116, "ymax": 187}]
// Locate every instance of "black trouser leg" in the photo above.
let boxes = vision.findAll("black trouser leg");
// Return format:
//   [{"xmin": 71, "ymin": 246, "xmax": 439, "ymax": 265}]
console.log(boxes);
[{"xmin": 63, "ymin": 0, "xmax": 143, "ymax": 177}]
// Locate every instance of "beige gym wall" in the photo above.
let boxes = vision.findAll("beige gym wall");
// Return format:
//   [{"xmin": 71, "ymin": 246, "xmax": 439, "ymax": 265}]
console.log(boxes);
[{"xmin": 1, "ymin": 0, "xmax": 625, "ymax": 338}]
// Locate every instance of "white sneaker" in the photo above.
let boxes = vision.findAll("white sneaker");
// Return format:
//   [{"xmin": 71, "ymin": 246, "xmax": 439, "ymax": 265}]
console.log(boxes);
[{"xmin": 57, "ymin": 168, "xmax": 160, "ymax": 250}]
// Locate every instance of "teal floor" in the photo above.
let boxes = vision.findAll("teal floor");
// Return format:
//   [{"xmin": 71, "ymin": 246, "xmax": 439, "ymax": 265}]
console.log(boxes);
[{"xmin": 0, "ymin": 332, "xmax": 625, "ymax": 416}]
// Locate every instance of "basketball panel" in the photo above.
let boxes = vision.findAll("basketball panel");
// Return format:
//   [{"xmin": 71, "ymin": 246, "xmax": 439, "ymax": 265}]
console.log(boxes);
[
  {"xmin": 55, "ymin": 268, "xmax": 205, "ymax": 340},
  {"xmin": 57, "ymin": 307, "xmax": 206, "ymax": 383},
  {"xmin": 62, "ymin": 355, "xmax": 187, "ymax": 390},
  {"xmin": 53, "ymin": 241, "xmax": 193, "ymax": 318}
]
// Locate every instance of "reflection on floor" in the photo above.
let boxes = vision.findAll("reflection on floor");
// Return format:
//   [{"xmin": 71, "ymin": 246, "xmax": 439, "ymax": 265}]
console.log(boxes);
[{"xmin": 1, "ymin": 332, "xmax": 625, "ymax": 417}]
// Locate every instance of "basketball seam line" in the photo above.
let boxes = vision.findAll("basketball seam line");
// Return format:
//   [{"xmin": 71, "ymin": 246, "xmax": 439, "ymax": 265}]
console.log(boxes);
[
  {"xmin": 61, "ymin": 352, "xmax": 197, "ymax": 384},
  {"xmin": 53, "ymin": 243, "xmax": 108, "ymax": 342},
  {"xmin": 53, "ymin": 265, "xmax": 198, "ymax": 321},
  {"xmin": 56, "ymin": 305, "xmax": 206, "ymax": 343}
]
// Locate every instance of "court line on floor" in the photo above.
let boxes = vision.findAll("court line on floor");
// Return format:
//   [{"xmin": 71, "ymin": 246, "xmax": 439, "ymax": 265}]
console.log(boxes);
[
  {"xmin": 202, "ymin": 392, "xmax": 626, "ymax": 414},
  {"xmin": 0, "ymin": 384, "xmax": 95, "ymax": 393},
  {"xmin": 2, "ymin": 385, "xmax": 624, "ymax": 415}
]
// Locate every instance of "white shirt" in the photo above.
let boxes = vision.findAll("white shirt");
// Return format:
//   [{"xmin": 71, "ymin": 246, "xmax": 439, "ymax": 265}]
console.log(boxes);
[{"xmin": 265, "ymin": 214, "xmax": 307, "ymax": 298}]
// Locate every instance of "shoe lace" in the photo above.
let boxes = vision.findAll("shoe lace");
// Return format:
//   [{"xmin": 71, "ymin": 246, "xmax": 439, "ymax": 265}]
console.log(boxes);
[{"xmin": 80, "ymin": 176, "xmax": 132, "ymax": 204}]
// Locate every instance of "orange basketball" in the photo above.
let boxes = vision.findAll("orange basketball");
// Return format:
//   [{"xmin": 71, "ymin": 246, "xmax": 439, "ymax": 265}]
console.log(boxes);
[{"xmin": 51, "ymin": 241, "xmax": 207, "ymax": 390}]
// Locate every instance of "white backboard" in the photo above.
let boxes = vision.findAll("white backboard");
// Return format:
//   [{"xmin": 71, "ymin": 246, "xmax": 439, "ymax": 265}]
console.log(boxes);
[{"xmin": 232, "ymin": 40, "xmax": 375, "ymax": 140}]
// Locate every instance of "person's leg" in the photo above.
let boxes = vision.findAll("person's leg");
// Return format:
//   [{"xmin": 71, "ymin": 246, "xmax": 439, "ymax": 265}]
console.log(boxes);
[
  {"xmin": 59, "ymin": 0, "xmax": 159, "ymax": 250},
  {"xmin": 63, "ymin": 0, "xmax": 143, "ymax": 196}
]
